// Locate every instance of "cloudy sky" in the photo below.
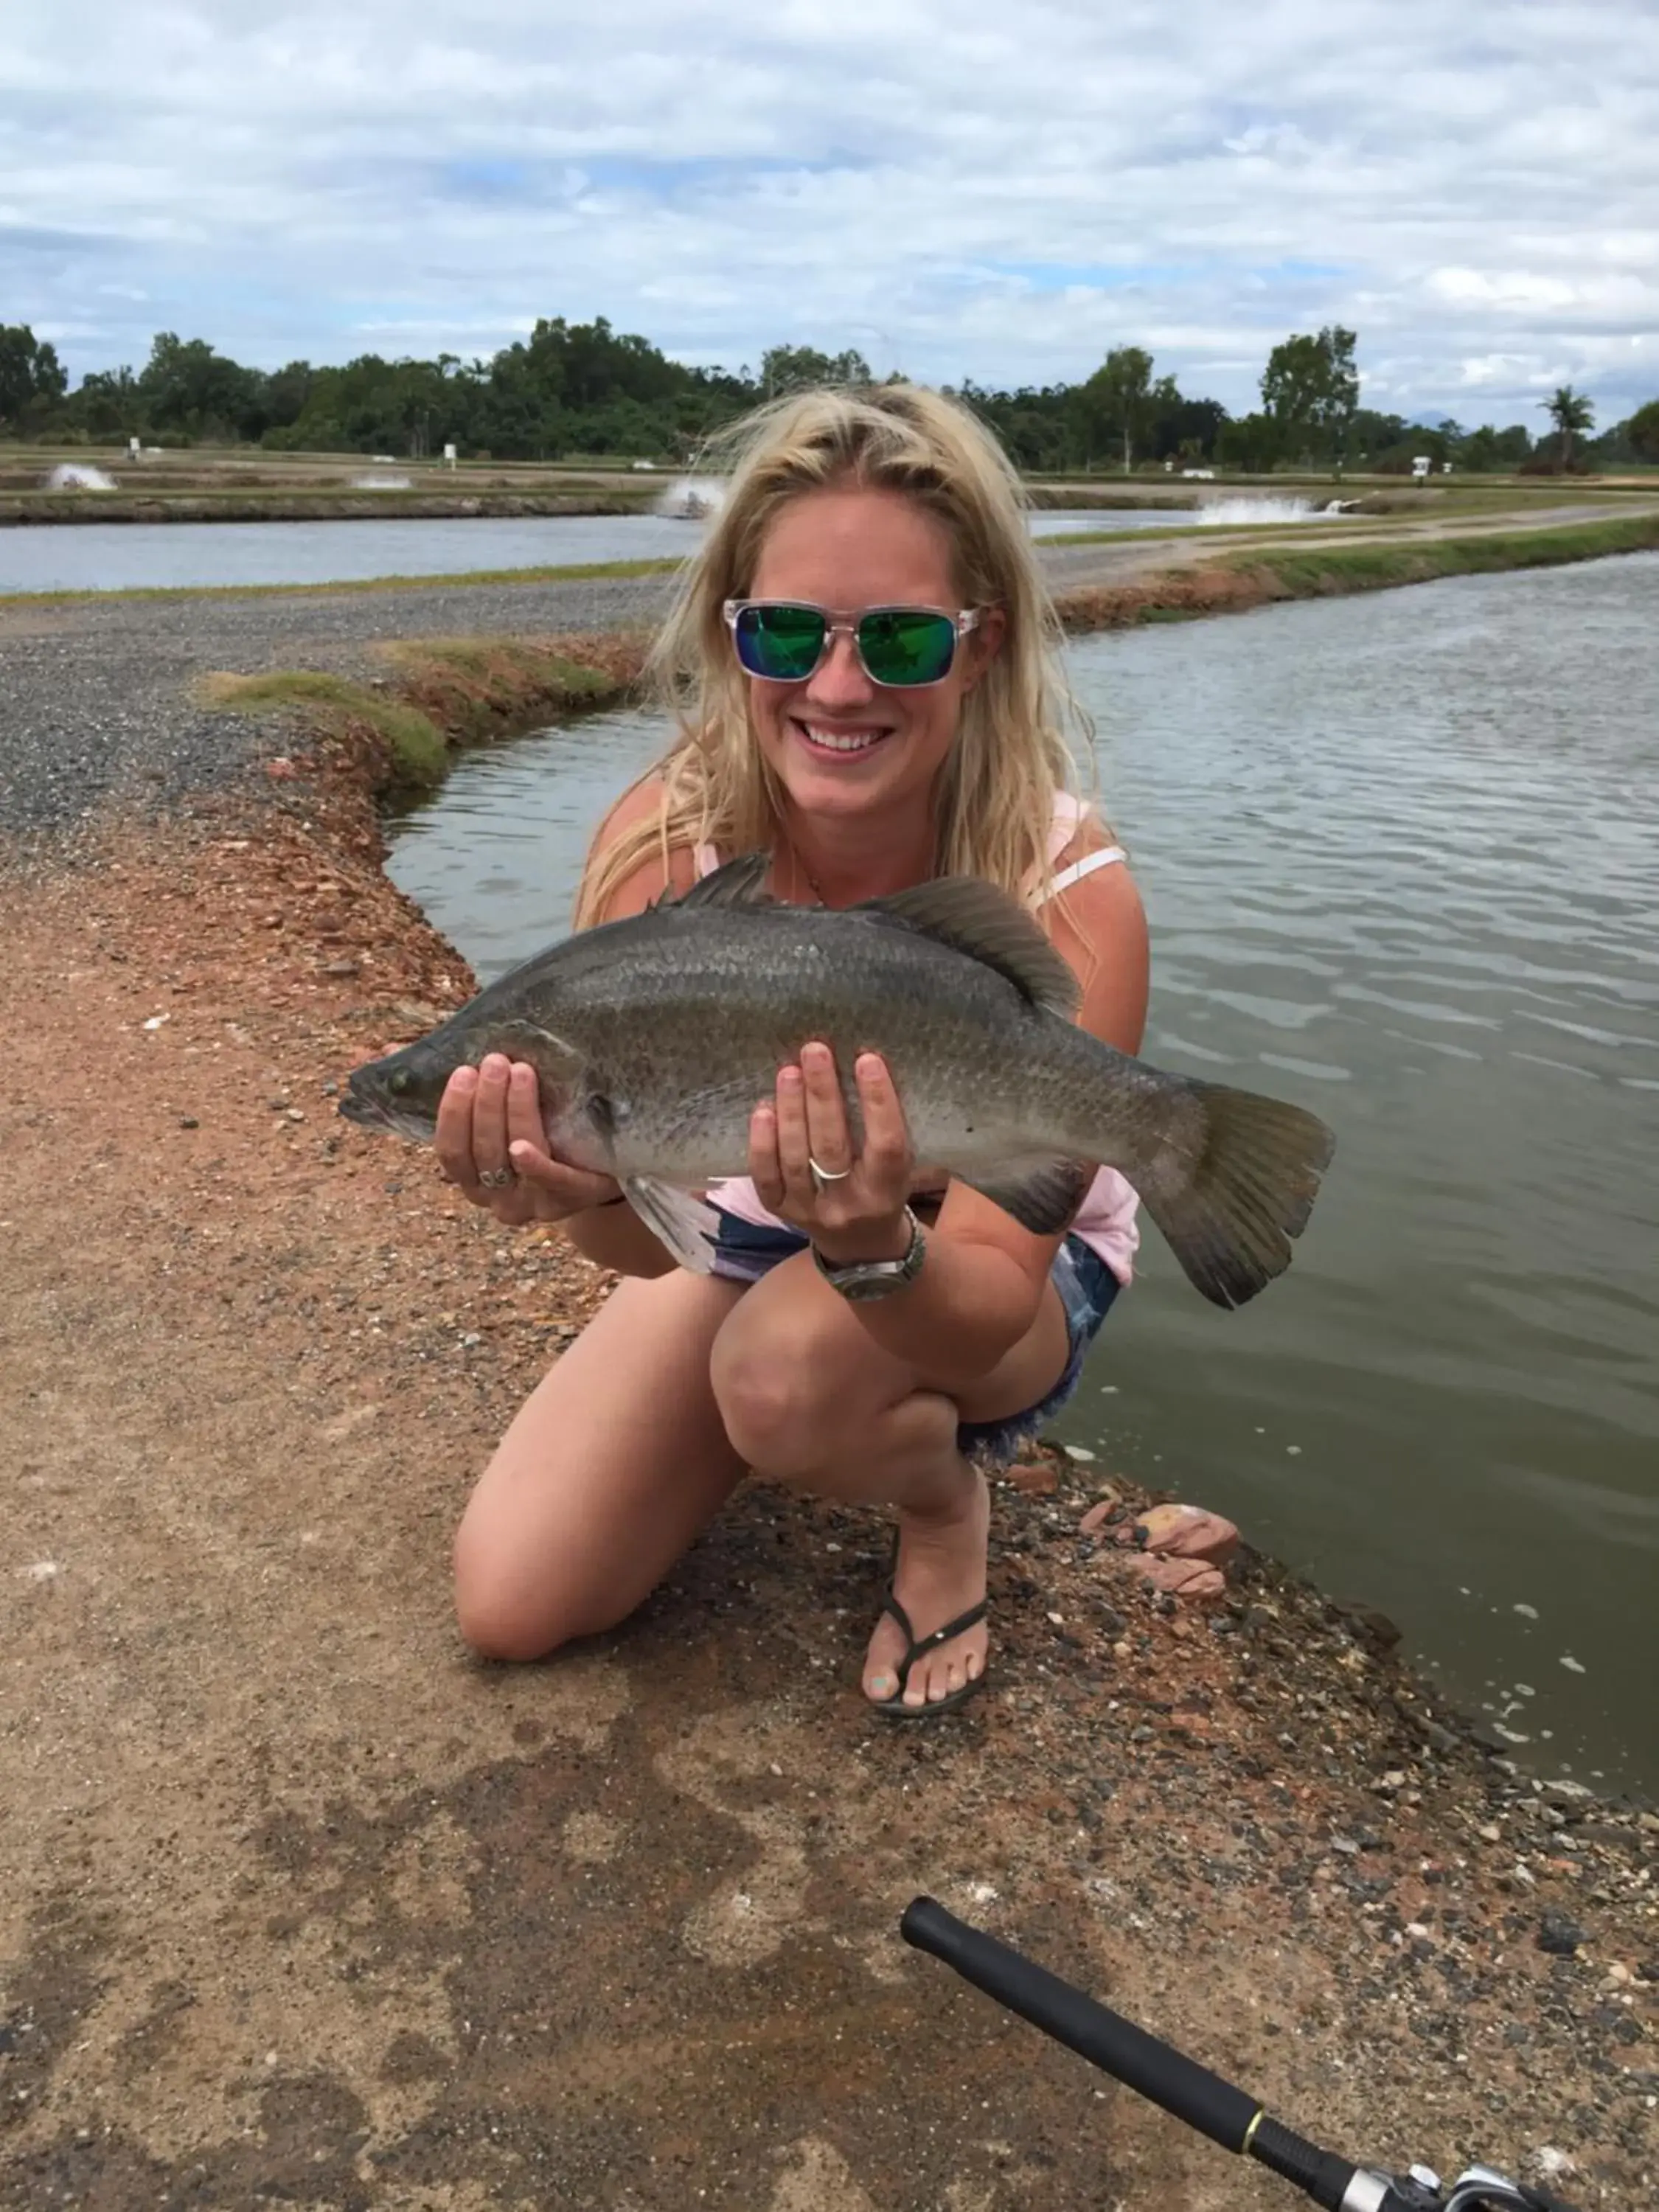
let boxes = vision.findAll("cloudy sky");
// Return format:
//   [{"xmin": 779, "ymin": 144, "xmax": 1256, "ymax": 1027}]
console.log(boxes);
[{"xmin": 6, "ymin": 0, "xmax": 1658, "ymax": 423}]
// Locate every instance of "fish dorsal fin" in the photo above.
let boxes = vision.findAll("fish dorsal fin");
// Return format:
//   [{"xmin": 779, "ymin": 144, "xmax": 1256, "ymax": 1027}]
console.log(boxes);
[
  {"xmin": 860, "ymin": 877, "xmax": 1080, "ymax": 1018},
  {"xmin": 662, "ymin": 849, "xmax": 774, "ymax": 911}
]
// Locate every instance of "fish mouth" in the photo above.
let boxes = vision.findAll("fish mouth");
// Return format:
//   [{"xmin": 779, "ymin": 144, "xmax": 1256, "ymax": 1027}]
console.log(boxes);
[
  {"xmin": 337, "ymin": 1088, "xmax": 433, "ymax": 1143},
  {"xmin": 791, "ymin": 717, "xmax": 894, "ymax": 766}
]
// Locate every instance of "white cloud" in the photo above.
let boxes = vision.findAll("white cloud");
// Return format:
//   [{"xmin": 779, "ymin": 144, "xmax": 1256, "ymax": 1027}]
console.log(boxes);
[{"xmin": 2, "ymin": 0, "xmax": 1656, "ymax": 420}]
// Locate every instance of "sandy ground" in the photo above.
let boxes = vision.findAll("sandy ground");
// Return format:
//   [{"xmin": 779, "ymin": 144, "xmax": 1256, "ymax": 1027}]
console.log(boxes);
[{"xmin": 1, "ymin": 567, "xmax": 1656, "ymax": 2210}]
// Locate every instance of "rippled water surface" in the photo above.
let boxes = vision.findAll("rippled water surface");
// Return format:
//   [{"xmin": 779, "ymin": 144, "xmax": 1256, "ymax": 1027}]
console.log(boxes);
[
  {"xmin": 385, "ymin": 556, "xmax": 1659, "ymax": 1792},
  {"xmin": 1, "ymin": 503, "xmax": 1211, "ymax": 593}
]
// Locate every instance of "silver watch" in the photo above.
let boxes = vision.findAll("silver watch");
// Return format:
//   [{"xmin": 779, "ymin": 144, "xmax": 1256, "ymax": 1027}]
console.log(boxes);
[{"xmin": 812, "ymin": 1208, "xmax": 926, "ymax": 1301}]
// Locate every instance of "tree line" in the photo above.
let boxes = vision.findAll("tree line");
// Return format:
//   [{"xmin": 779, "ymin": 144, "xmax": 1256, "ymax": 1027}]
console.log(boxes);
[{"xmin": 2, "ymin": 316, "xmax": 1655, "ymax": 475}]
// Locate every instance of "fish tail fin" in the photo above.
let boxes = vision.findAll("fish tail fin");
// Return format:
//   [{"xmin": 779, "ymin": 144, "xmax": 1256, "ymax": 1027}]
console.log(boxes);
[{"xmin": 1132, "ymin": 1079, "xmax": 1336, "ymax": 1309}]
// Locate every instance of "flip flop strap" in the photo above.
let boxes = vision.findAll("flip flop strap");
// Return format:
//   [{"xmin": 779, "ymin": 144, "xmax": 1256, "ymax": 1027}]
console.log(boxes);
[{"xmin": 880, "ymin": 1592, "xmax": 990, "ymax": 1681}]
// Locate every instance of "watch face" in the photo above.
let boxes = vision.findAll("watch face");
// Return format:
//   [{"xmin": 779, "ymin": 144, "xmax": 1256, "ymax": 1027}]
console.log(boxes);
[
  {"xmin": 837, "ymin": 1267, "xmax": 910, "ymax": 1301},
  {"xmin": 814, "ymin": 1211, "xmax": 925, "ymax": 1300}
]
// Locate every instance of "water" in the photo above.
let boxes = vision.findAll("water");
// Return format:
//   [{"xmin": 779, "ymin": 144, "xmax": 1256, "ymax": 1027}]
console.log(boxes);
[
  {"xmin": 1, "ymin": 502, "xmax": 1251, "ymax": 595},
  {"xmin": 383, "ymin": 555, "xmax": 1659, "ymax": 1795},
  {"xmin": 1027, "ymin": 507, "xmax": 1211, "ymax": 536},
  {"xmin": 1, "ymin": 512, "xmax": 712, "ymax": 594}
]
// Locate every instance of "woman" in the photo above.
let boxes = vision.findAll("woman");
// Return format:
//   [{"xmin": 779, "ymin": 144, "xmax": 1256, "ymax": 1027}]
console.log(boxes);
[{"xmin": 439, "ymin": 382, "xmax": 1149, "ymax": 1719}]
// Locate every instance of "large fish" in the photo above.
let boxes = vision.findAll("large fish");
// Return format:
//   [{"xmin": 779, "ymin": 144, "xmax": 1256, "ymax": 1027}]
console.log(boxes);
[{"xmin": 339, "ymin": 853, "xmax": 1335, "ymax": 1307}]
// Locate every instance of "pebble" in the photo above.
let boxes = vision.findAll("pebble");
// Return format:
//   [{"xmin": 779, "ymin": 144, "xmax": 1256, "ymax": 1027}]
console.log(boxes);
[{"xmin": 1536, "ymin": 1910, "xmax": 1587, "ymax": 1956}]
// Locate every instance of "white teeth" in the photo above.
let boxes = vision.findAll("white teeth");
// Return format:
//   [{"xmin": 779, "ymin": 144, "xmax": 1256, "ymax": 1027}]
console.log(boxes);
[{"xmin": 801, "ymin": 724, "xmax": 884, "ymax": 754}]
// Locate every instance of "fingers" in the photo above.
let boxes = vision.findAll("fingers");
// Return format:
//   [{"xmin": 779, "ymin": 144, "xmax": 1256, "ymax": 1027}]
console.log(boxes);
[
  {"xmin": 504, "ymin": 1061, "xmax": 545, "ymax": 1161},
  {"xmin": 748, "ymin": 1099, "xmax": 785, "ymax": 1214},
  {"xmin": 435, "ymin": 1065, "xmax": 485, "ymax": 1194},
  {"xmin": 748, "ymin": 1046, "xmax": 914, "ymax": 1233},
  {"xmin": 800, "ymin": 1042, "xmax": 852, "ymax": 1178},
  {"xmin": 470, "ymin": 1054, "xmax": 515, "ymax": 1188},
  {"xmin": 773, "ymin": 1060, "xmax": 815, "ymax": 1211},
  {"xmin": 434, "ymin": 1057, "xmax": 618, "ymax": 1226},
  {"xmin": 852, "ymin": 1053, "xmax": 911, "ymax": 1191}
]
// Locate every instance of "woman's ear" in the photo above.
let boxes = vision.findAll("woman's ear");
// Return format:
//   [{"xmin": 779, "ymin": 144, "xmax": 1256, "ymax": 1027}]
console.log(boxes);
[{"xmin": 963, "ymin": 605, "xmax": 1006, "ymax": 691}]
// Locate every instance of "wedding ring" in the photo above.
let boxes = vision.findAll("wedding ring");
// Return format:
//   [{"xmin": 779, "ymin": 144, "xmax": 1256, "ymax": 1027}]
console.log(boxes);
[
  {"xmin": 479, "ymin": 1166, "xmax": 516, "ymax": 1189},
  {"xmin": 808, "ymin": 1155, "xmax": 852, "ymax": 1190}
]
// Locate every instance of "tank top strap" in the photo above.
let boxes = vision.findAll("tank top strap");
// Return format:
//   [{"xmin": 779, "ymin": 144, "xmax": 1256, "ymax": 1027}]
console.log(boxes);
[{"xmin": 1024, "ymin": 793, "xmax": 1126, "ymax": 906}]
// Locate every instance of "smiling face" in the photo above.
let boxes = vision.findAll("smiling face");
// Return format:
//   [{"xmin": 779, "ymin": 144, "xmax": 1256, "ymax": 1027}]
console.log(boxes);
[{"xmin": 741, "ymin": 484, "xmax": 1002, "ymax": 831}]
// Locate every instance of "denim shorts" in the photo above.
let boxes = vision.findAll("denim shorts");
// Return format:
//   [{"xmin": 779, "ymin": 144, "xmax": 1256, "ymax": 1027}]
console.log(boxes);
[{"xmin": 710, "ymin": 1208, "xmax": 1120, "ymax": 1469}]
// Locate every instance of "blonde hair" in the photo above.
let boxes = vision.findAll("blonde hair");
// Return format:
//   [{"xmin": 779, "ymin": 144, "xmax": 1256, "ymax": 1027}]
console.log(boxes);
[{"xmin": 576, "ymin": 380, "xmax": 1095, "ymax": 928}]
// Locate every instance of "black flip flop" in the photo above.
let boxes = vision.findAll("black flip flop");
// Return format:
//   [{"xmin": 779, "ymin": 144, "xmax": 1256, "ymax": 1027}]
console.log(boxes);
[{"xmin": 868, "ymin": 1584, "xmax": 990, "ymax": 1722}]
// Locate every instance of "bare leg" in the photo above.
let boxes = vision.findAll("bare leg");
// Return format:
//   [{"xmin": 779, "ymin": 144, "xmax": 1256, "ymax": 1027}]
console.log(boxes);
[
  {"xmin": 710, "ymin": 1253, "xmax": 1070, "ymax": 1709},
  {"xmin": 453, "ymin": 1269, "xmax": 748, "ymax": 1660}
]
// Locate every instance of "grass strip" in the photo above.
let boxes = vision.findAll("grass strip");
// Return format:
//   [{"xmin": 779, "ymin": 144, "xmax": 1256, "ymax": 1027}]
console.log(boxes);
[
  {"xmin": 1054, "ymin": 512, "xmax": 1659, "ymax": 634},
  {"xmin": 8, "ymin": 554, "xmax": 684, "ymax": 608},
  {"xmin": 1216, "ymin": 512, "xmax": 1659, "ymax": 594},
  {"xmin": 198, "ymin": 635, "xmax": 649, "ymax": 791}
]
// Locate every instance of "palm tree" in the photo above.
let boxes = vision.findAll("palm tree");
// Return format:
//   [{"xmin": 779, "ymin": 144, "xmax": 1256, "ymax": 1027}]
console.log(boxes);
[{"xmin": 1540, "ymin": 385, "xmax": 1595, "ymax": 473}]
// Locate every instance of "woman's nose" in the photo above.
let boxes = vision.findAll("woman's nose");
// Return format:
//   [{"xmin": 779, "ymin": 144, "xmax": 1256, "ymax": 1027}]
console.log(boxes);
[{"xmin": 804, "ymin": 627, "xmax": 875, "ymax": 709}]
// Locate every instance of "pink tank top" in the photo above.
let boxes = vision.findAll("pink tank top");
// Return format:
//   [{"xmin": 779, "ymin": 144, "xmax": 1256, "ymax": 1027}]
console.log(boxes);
[{"xmin": 697, "ymin": 793, "xmax": 1142, "ymax": 1286}]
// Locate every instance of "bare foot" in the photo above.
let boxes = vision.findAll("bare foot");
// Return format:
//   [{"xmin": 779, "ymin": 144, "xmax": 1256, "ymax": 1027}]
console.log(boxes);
[{"xmin": 862, "ymin": 1459, "xmax": 990, "ymax": 1712}]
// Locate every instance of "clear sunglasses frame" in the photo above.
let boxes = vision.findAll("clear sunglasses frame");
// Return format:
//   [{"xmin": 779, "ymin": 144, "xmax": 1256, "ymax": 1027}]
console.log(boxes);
[{"xmin": 721, "ymin": 599, "xmax": 984, "ymax": 689}]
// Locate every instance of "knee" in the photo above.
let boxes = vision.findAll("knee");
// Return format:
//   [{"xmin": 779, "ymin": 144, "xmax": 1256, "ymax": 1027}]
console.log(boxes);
[
  {"xmin": 709, "ymin": 1331, "xmax": 838, "ymax": 1478},
  {"xmin": 452, "ymin": 1524, "xmax": 626, "ymax": 1664}
]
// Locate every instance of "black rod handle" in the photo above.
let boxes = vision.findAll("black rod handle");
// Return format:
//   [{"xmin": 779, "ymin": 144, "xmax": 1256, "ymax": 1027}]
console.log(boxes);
[{"xmin": 900, "ymin": 1896, "xmax": 1259, "ymax": 2154}]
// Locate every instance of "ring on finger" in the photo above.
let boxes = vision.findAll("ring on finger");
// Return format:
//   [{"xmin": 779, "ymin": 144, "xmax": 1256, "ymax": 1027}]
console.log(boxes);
[
  {"xmin": 808, "ymin": 1155, "xmax": 853, "ymax": 1192},
  {"xmin": 479, "ymin": 1166, "xmax": 516, "ymax": 1189}
]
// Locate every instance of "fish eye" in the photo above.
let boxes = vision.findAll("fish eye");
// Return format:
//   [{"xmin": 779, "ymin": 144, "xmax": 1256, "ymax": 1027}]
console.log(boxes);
[{"xmin": 389, "ymin": 1068, "xmax": 410, "ymax": 1094}]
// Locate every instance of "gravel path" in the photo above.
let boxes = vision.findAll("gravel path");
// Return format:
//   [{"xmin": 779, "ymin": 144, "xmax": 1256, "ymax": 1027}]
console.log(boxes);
[{"xmin": 0, "ymin": 573, "xmax": 678, "ymax": 851}]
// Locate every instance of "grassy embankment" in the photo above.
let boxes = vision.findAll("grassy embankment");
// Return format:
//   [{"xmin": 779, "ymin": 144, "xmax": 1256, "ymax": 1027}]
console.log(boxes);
[
  {"xmin": 1054, "ymin": 509, "xmax": 1659, "ymax": 632},
  {"xmin": 18, "ymin": 554, "xmax": 679, "ymax": 608},
  {"xmin": 200, "ymin": 633, "xmax": 651, "ymax": 789},
  {"xmin": 200, "ymin": 510, "xmax": 1659, "ymax": 791}
]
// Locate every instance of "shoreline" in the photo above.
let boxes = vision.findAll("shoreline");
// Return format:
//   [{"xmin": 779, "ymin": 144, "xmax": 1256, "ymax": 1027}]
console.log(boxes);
[
  {"xmin": 174, "ymin": 510, "xmax": 1659, "ymax": 798},
  {"xmin": 1, "ymin": 529, "xmax": 1655, "ymax": 2206}
]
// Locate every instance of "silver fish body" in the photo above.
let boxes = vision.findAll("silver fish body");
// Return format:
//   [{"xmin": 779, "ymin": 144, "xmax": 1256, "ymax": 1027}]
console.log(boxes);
[{"xmin": 341, "ymin": 854, "xmax": 1335, "ymax": 1307}]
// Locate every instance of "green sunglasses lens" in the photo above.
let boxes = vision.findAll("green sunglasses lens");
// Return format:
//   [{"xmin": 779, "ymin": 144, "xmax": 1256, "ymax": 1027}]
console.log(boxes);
[
  {"xmin": 857, "ymin": 609, "xmax": 958, "ymax": 686},
  {"xmin": 734, "ymin": 603, "xmax": 827, "ymax": 680}
]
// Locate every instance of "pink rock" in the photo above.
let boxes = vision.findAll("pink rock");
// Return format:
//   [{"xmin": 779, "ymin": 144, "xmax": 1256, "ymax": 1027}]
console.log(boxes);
[
  {"xmin": 1125, "ymin": 1554, "xmax": 1228, "ymax": 1601},
  {"xmin": 1110, "ymin": 1502, "xmax": 1239, "ymax": 1567}
]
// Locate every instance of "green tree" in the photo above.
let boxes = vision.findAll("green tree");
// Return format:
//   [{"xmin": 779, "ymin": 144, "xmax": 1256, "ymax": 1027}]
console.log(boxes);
[
  {"xmin": 759, "ymin": 344, "xmax": 872, "ymax": 396},
  {"xmin": 1079, "ymin": 346, "xmax": 1158, "ymax": 473},
  {"xmin": 0, "ymin": 324, "xmax": 69, "ymax": 431},
  {"xmin": 62, "ymin": 365, "xmax": 138, "ymax": 440},
  {"xmin": 1540, "ymin": 384, "xmax": 1594, "ymax": 472},
  {"xmin": 138, "ymin": 332, "xmax": 268, "ymax": 441},
  {"xmin": 1216, "ymin": 410, "xmax": 1284, "ymax": 473},
  {"xmin": 1624, "ymin": 398, "xmax": 1659, "ymax": 465},
  {"xmin": 1261, "ymin": 326, "xmax": 1360, "ymax": 471}
]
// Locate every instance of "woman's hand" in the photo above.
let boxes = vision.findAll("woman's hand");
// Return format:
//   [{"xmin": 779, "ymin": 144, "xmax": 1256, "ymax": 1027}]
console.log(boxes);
[
  {"xmin": 434, "ymin": 1054, "xmax": 622, "ymax": 1228},
  {"xmin": 749, "ymin": 1043, "xmax": 915, "ymax": 1263}
]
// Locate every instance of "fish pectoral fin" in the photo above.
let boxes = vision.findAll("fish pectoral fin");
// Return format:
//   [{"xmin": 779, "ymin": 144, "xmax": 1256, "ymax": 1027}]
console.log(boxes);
[
  {"xmin": 859, "ymin": 879, "xmax": 1080, "ymax": 1018},
  {"xmin": 960, "ymin": 1158, "xmax": 1094, "ymax": 1237},
  {"xmin": 489, "ymin": 1020, "xmax": 584, "ymax": 1082},
  {"xmin": 661, "ymin": 850, "xmax": 775, "ymax": 911},
  {"xmin": 622, "ymin": 1177, "xmax": 722, "ymax": 1273}
]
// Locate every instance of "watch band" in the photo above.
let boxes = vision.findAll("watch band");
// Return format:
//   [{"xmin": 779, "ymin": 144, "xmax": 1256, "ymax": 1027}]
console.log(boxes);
[{"xmin": 812, "ymin": 1207, "xmax": 927, "ymax": 1301}]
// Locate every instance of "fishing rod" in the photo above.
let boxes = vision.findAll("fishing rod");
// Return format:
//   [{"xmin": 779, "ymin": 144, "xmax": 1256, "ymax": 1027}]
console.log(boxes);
[{"xmin": 900, "ymin": 1897, "xmax": 1587, "ymax": 2212}]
